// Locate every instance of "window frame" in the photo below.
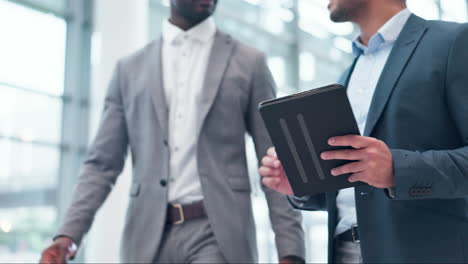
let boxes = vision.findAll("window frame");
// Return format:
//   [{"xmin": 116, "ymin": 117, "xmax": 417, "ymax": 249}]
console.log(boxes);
[{"xmin": 0, "ymin": 0, "xmax": 93, "ymax": 219}]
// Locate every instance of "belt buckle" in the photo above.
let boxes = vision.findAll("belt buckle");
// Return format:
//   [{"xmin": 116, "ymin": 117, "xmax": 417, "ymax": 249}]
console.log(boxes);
[
  {"xmin": 173, "ymin": 204, "xmax": 185, "ymax": 225},
  {"xmin": 351, "ymin": 225, "xmax": 360, "ymax": 243}
]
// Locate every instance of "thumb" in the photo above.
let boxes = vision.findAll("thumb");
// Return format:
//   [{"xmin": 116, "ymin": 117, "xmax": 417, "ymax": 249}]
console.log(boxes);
[
  {"xmin": 41, "ymin": 248, "xmax": 66, "ymax": 264},
  {"xmin": 56, "ymin": 248, "xmax": 69, "ymax": 264}
]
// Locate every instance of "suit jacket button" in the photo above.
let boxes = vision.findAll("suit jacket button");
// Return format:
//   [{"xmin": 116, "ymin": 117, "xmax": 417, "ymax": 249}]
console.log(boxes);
[
  {"xmin": 163, "ymin": 140, "xmax": 168, "ymax": 147},
  {"xmin": 160, "ymin": 179, "xmax": 167, "ymax": 187}
]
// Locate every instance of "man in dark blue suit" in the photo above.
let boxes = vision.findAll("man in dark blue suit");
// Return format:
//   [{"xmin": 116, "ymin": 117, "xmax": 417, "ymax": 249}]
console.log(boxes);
[{"xmin": 260, "ymin": 0, "xmax": 468, "ymax": 262}]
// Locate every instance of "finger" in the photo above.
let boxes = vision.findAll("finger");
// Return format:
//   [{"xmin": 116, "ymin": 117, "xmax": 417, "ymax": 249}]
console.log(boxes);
[
  {"xmin": 328, "ymin": 135, "xmax": 374, "ymax": 149},
  {"xmin": 40, "ymin": 254, "xmax": 52, "ymax": 264},
  {"xmin": 321, "ymin": 148, "xmax": 366, "ymax": 161},
  {"xmin": 348, "ymin": 172, "xmax": 367, "ymax": 183},
  {"xmin": 261, "ymin": 156, "xmax": 280, "ymax": 168},
  {"xmin": 41, "ymin": 250, "xmax": 58, "ymax": 264},
  {"xmin": 58, "ymin": 253, "xmax": 67, "ymax": 264},
  {"xmin": 331, "ymin": 161, "xmax": 366, "ymax": 176},
  {"xmin": 259, "ymin": 166, "xmax": 280, "ymax": 178},
  {"xmin": 267, "ymin": 147, "xmax": 277, "ymax": 157},
  {"xmin": 262, "ymin": 176, "xmax": 281, "ymax": 188},
  {"xmin": 43, "ymin": 255, "xmax": 59, "ymax": 264}
]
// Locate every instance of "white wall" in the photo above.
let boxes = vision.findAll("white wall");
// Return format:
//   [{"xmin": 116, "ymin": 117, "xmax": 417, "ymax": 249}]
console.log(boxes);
[{"xmin": 84, "ymin": 0, "xmax": 148, "ymax": 262}]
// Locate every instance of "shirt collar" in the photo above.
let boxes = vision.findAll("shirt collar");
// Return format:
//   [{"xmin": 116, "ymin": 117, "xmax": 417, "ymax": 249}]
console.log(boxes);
[
  {"xmin": 162, "ymin": 17, "xmax": 216, "ymax": 45},
  {"xmin": 352, "ymin": 8, "xmax": 412, "ymax": 56}
]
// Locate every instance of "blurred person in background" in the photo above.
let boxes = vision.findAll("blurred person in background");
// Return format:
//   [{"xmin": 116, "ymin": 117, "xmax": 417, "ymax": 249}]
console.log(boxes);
[
  {"xmin": 260, "ymin": 0, "xmax": 468, "ymax": 263},
  {"xmin": 40, "ymin": 0, "xmax": 305, "ymax": 263}
]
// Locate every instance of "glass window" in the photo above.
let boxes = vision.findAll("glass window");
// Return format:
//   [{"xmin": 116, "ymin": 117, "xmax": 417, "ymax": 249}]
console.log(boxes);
[
  {"xmin": 0, "ymin": 0, "xmax": 87, "ymax": 261},
  {"xmin": 0, "ymin": 85, "xmax": 62, "ymax": 143},
  {"xmin": 300, "ymin": 52, "xmax": 316, "ymax": 82},
  {"xmin": 0, "ymin": 139, "xmax": 60, "ymax": 192},
  {"xmin": 298, "ymin": 0, "xmax": 354, "ymax": 39},
  {"xmin": 268, "ymin": 57, "xmax": 287, "ymax": 88},
  {"xmin": 0, "ymin": 0, "xmax": 67, "ymax": 96},
  {"xmin": 216, "ymin": 0, "xmax": 296, "ymax": 37},
  {"xmin": 408, "ymin": 0, "xmax": 440, "ymax": 20},
  {"xmin": 441, "ymin": 0, "xmax": 468, "ymax": 22},
  {"xmin": 0, "ymin": 207, "xmax": 57, "ymax": 263}
]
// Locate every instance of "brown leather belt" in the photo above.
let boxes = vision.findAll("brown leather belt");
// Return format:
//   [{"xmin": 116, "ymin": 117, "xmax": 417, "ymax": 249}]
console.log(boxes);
[{"xmin": 166, "ymin": 201, "xmax": 206, "ymax": 225}]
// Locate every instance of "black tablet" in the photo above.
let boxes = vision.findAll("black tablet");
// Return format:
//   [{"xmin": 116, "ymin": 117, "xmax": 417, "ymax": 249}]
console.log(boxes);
[{"xmin": 259, "ymin": 84, "xmax": 365, "ymax": 197}]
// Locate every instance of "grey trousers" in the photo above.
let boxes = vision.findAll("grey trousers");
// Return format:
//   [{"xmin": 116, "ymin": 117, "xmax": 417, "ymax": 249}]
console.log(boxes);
[
  {"xmin": 153, "ymin": 216, "xmax": 226, "ymax": 263},
  {"xmin": 335, "ymin": 239, "xmax": 363, "ymax": 264}
]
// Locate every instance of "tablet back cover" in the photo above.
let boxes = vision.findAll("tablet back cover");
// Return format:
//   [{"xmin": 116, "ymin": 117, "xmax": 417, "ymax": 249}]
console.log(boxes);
[{"xmin": 259, "ymin": 84, "xmax": 364, "ymax": 197}]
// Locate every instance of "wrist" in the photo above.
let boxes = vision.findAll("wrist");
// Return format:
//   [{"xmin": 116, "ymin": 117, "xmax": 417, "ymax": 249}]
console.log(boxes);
[
  {"xmin": 55, "ymin": 235, "xmax": 74, "ymax": 245},
  {"xmin": 54, "ymin": 236, "xmax": 78, "ymax": 258}
]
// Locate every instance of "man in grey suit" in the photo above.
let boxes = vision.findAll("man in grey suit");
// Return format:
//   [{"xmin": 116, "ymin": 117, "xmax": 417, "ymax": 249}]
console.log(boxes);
[
  {"xmin": 40, "ymin": 0, "xmax": 305, "ymax": 263},
  {"xmin": 261, "ymin": 0, "xmax": 468, "ymax": 263}
]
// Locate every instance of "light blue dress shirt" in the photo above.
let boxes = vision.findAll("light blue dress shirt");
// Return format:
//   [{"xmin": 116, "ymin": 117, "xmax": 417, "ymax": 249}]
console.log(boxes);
[{"xmin": 335, "ymin": 9, "xmax": 412, "ymax": 236}]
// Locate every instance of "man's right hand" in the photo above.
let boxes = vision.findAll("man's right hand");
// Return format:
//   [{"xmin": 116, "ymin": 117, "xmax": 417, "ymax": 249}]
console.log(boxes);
[
  {"xmin": 259, "ymin": 147, "xmax": 294, "ymax": 196},
  {"xmin": 40, "ymin": 236, "xmax": 77, "ymax": 264}
]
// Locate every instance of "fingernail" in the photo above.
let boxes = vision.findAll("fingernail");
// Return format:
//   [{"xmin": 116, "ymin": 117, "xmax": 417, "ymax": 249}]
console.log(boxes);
[
  {"xmin": 331, "ymin": 169, "xmax": 337, "ymax": 176},
  {"xmin": 321, "ymin": 153, "xmax": 327, "ymax": 160},
  {"xmin": 329, "ymin": 138, "xmax": 336, "ymax": 145}
]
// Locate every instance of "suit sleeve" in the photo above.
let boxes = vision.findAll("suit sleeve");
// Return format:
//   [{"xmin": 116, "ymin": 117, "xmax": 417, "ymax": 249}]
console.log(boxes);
[
  {"xmin": 245, "ymin": 53, "xmax": 305, "ymax": 260},
  {"xmin": 55, "ymin": 60, "xmax": 129, "ymax": 245},
  {"xmin": 288, "ymin": 194, "xmax": 327, "ymax": 211},
  {"xmin": 391, "ymin": 24, "xmax": 468, "ymax": 200}
]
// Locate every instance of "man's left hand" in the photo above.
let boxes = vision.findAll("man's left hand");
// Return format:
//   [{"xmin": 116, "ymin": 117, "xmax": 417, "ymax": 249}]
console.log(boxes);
[{"xmin": 321, "ymin": 135, "xmax": 395, "ymax": 189}]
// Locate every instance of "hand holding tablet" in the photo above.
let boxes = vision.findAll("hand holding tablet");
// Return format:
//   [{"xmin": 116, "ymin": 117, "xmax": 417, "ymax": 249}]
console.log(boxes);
[{"xmin": 258, "ymin": 84, "xmax": 366, "ymax": 196}]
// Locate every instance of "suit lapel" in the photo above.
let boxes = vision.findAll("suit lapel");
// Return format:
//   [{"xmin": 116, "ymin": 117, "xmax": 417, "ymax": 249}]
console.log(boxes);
[
  {"xmin": 363, "ymin": 15, "xmax": 427, "ymax": 136},
  {"xmin": 198, "ymin": 31, "xmax": 234, "ymax": 128},
  {"xmin": 148, "ymin": 37, "xmax": 169, "ymax": 137}
]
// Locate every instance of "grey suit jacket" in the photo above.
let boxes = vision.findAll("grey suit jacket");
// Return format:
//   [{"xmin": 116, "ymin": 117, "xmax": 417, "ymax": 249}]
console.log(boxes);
[
  {"xmin": 57, "ymin": 31, "xmax": 305, "ymax": 263},
  {"xmin": 291, "ymin": 15, "xmax": 468, "ymax": 263}
]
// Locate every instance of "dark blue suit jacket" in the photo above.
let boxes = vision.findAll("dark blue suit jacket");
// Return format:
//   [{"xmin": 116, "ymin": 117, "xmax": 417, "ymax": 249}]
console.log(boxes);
[{"xmin": 291, "ymin": 14, "xmax": 468, "ymax": 263}]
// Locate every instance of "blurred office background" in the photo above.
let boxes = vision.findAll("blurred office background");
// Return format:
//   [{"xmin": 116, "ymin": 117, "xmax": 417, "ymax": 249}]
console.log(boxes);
[{"xmin": 0, "ymin": 0, "xmax": 467, "ymax": 262}]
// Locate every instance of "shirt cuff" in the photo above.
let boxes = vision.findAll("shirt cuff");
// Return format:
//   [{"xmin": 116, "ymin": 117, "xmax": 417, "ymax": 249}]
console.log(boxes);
[{"xmin": 386, "ymin": 187, "xmax": 396, "ymax": 199}]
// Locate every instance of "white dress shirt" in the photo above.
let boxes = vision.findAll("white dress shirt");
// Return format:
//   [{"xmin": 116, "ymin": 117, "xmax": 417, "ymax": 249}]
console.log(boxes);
[
  {"xmin": 161, "ymin": 17, "xmax": 216, "ymax": 204},
  {"xmin": 335, "ymin": 9, "xmax": 412, "ymax": 236}
]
